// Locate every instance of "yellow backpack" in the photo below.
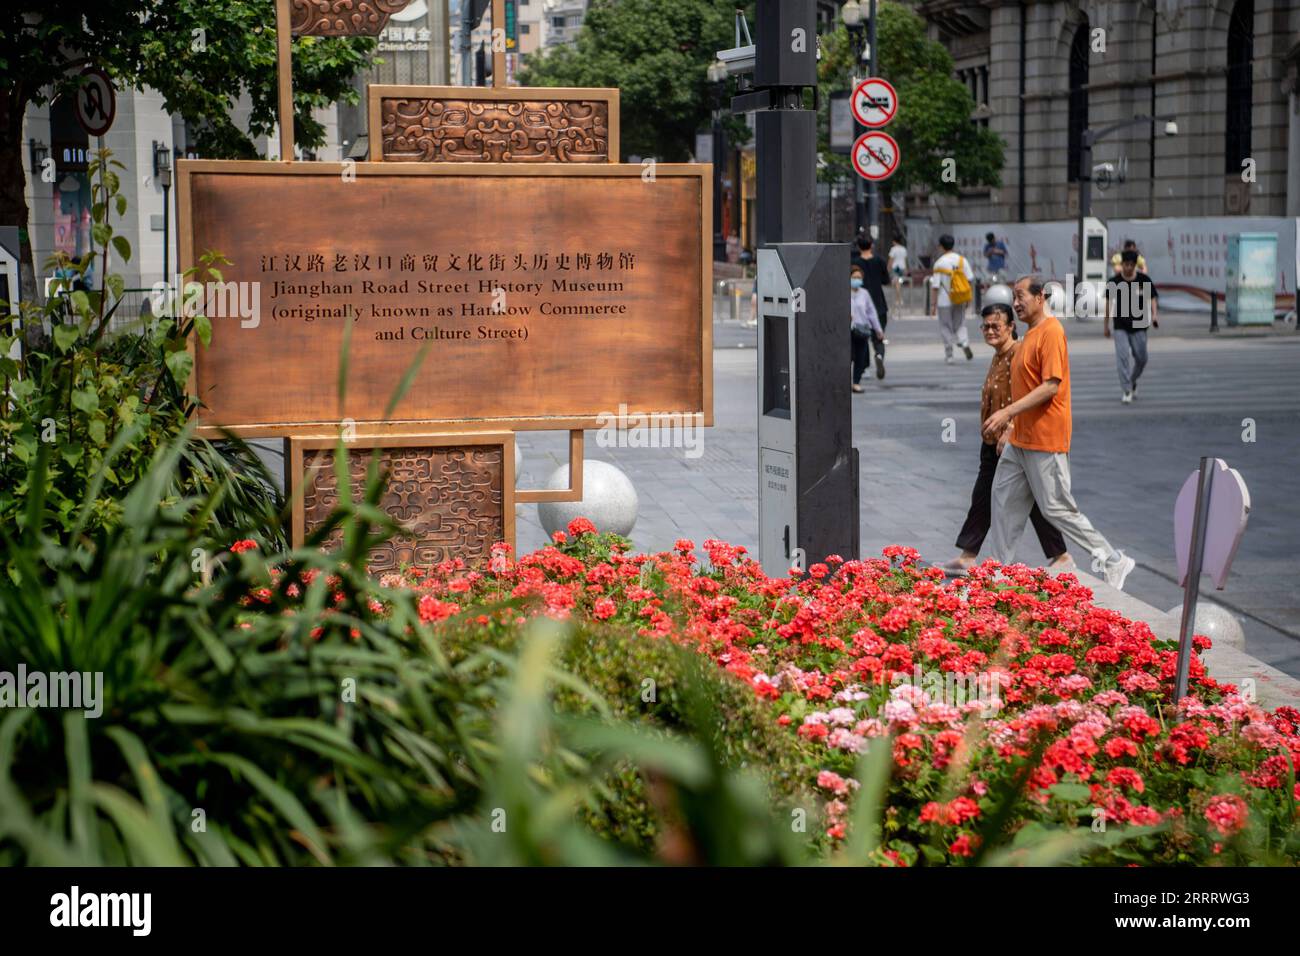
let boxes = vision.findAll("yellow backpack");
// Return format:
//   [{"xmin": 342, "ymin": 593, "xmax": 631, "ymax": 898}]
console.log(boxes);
[{"xmin": 939, "ymin": 255, "xmax": 973, "ymax": 305}]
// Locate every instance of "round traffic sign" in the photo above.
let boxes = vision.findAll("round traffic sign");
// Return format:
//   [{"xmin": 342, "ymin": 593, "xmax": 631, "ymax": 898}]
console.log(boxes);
[
  {"xmin": 75, "ymin": 67, "xmax": 116, "ymax": 137},
  {"xmin": 851, "ymin": 130, "xmax": 900, "ymax": 181},
  {"xmin": 851, "ymin": 76, "xmax": 898, "ymax": 128}
]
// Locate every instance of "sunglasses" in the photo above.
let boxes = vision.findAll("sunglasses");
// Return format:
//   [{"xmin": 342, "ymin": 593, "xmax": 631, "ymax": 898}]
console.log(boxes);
[{"xmin": 980, "ymin": 322, "xmax": 1008, "ymax": 331}]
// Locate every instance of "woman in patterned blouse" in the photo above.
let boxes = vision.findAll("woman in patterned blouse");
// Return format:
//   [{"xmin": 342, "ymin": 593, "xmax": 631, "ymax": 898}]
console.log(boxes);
[{"xmin": 941, "ymin": 296, "xmax": 1070, "ymax": 574}]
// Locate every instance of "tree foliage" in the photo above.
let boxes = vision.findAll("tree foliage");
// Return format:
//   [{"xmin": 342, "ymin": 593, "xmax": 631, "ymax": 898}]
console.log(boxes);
[
  {"xmin": 0, "ymin": 1, "xmax": 375, "ymax": 300},
  {"xmin": 1, "ymin": 1, "xmax": 373, "ymax": 157},
  {"xmin": 818, "ymin": 3, "xmax": 1004, "ymax": 195},
  {"xmin": 519, "ymin": 0, "xmax": 748, "ymax": 161}
]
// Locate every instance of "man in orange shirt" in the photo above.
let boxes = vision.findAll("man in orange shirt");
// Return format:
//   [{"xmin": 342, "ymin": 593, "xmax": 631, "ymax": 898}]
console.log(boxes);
[{"xmin": 981, "ymin": 276, "xmax": 1136, "ymax": 590}]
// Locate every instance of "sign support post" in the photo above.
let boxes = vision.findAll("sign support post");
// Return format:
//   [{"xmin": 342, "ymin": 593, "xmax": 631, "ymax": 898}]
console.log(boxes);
[
  {"xmin": 276, "ymin": 0, "xmax": 294, "ymax": 161},
  {"xmin": 1174, "ymin": 457, "xmax": 1214, "ymax": 702},
  {"xmin": 492, "ymin": 0, "xmax": 506, "ymax": 89}
]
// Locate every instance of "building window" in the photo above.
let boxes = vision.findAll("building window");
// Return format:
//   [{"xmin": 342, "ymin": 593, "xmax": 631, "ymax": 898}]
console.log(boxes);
[
  {"xmin": 1066, "ymin": 19, "xmax": 1090, "ymax": 183},
  {"xmin": 520, "ymin": 23, "xmax": 530, "ymax": 34},
  {"xmin": 1225, "ymin": 0, "xmax": 1253, "ymax": 174},
  {"xmin": 551, "ymin": 16, "xmax": 565, "ymax": 29}
]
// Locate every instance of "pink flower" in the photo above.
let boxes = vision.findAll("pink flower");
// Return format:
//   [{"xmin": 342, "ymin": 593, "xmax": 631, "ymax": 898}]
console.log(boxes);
[
  {"xmin": 1204, "ymin": 794, "xmax": 1249, "ymax": 838},
  {"xmin": 816, "ymin": 770, "xmax": 854, "ymax": 795}
]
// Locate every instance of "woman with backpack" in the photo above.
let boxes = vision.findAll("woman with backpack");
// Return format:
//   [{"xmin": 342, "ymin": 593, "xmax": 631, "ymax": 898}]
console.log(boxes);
[{"xmin": 929, "ymin": 234, "xmax": 975, "ymax": 365}]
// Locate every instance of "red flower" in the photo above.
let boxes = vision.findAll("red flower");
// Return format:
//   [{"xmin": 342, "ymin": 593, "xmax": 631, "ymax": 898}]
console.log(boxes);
[
  {"xmin": 592, "ymin": 597, "xmax": 617, "ymax": 620},
  {"xmin": 230, "ymin": 539, "xmax": 258, "ymax": 553},
  {"xmin": 1105, "ymin": 738, "xmax": 1140, "ymax": 759},
  {"xmin": 948, "ymin": 834, "xmax": 978, "ymax": 857},
  {"xmin": 567, "ymin": 517, "xmax": 598, "ymax": 537},
  {"xmin": 417, "ymin": 594, "xmax": 459, "ymax": 623},
  {"xmin": 1106, "ymin": 768, "xmax": 1145, "ymax": 793}
]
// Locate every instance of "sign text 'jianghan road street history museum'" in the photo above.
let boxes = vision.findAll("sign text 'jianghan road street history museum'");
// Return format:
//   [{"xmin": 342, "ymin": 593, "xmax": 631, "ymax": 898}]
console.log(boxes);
[{"xmin": 178, "ymin": 161, "xmax": 711, "ymax": 436}]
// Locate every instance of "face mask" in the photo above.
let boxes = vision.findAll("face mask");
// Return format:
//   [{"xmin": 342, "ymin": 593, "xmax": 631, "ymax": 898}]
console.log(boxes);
[{"xmin": 850, "ymin": 278, "xmax": 863, "ymax": 289}]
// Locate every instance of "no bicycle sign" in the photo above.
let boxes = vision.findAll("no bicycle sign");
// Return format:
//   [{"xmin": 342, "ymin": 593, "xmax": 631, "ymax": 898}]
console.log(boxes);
[{"xmin": 852, "ymin": 130, "xmax": 900, "ymax": 182}]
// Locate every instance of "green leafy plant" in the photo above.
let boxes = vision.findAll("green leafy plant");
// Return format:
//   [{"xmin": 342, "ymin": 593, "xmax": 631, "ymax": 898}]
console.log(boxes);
[{"xmin": 0, "ymin": 149, "xmax": 281, "ymax": 556}]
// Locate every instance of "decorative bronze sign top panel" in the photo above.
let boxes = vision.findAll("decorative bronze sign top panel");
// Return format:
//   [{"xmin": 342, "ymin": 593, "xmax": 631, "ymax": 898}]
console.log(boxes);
[
  {"xmin": 369, "ymin": 86, "xmax": 619, "ymax": 164},
  {"xmin": 290, "ymin": 0, "xmax": 414, "ymax": 36},
  {"xmin": 381, "ymin": 98, "xmax": 611, "ymax": 163},
  {"xmin": 177, "ymin": 160, "xmax": 710, "ymax": 437}
]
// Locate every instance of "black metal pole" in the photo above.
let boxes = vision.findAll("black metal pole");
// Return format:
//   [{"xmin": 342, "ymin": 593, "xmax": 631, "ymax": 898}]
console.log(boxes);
[
  {"xmin": 1077, "ymin": 132, "xmax": 1091, "ymax": 298},
  {"xmin": 851, "ymin": 28, "xmax": 865, "ymax": 238},
  {"xmin": 713, "ymin": 90, "xmax": 726, "ymax": 262},
  {"xmin": 866, "ymin": 0, "xmax": 878, "ymax": 238},
  {"xmin": 162, "ymin": 182, "xmax": 170, "ymax": 305}
]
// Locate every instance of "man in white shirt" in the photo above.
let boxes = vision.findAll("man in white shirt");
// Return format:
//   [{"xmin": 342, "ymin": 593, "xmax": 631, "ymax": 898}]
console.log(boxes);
[{"xmin": 930, "ymin": 234, "xmax": 975, "ymax": 364}]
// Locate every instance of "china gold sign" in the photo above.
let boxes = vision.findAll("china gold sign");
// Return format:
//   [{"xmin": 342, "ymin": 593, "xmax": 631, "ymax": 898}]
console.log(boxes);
[{"xmin": 176, "ymin": 160, "xmax": 712, "ymax": 437}]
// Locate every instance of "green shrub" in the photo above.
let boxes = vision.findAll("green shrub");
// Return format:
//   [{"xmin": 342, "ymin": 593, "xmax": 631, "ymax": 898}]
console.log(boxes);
[
  {"xmin": 431, "ymin": 616, "xmax": 817, "ymax": 853},
  {"xmin": 0, "ymin": 149, "xmax": 281, "ymax": 560}
]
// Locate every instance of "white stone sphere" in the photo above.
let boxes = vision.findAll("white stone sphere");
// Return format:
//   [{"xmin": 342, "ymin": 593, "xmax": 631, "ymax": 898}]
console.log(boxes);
[
  {"xmin": 1165, "ymin": 600, "xmax": 1246, "ymax": 650},
  {"xmin": 538, "ymin": 460, "xmax": 638, "ymax": 538},
  {"xmin": 983, "ymin": 283, "xmax": 1014, "ymax": 310}
]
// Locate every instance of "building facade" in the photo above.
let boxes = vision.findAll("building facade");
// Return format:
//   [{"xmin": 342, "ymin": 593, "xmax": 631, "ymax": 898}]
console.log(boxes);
[
  {"xmin": 22, "ymin": 90, "xmax": 340, "ymax": 296},
  {"xmin": 909, "ymin": 0, "xmax": 1300, "ymax": 225}
]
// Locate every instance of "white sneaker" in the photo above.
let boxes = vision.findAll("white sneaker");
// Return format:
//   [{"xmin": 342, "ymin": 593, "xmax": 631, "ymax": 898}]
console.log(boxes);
[
  {"xmin": 1121, "ymin": 391, "xmax": 1133, "ymax": 404},
  {"xmin": 1104, "ymin": 553, "xmax": 1136, "ymax": 591},
  {"xmin": 945, "ymin": 355, "xmax": 956, "ymax": 365}
]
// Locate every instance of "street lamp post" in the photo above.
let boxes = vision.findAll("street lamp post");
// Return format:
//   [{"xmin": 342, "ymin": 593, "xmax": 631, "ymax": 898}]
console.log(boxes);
[
  {"xmin": 707, "ymin": 59, "xmax": 729, "ymax": 263},
  {"xmin": 1077, "ymin": 114, "xmax": 1177, "ymax": 291},
  {"xmin": 153, "ymin": 141, "xmax": 173, "ymax": 305}
]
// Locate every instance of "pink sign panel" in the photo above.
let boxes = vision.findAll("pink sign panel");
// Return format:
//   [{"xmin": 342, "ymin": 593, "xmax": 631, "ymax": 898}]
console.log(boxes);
[{"xmin": 1174, "ymin": 458, "xmax": 1250, "ymax": 590}]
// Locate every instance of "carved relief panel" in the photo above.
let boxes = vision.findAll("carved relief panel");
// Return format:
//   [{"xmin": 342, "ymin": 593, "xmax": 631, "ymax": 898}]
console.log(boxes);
[
  {"xmin": 290, "ymin": 434, "xmax": 514, "ymax": 571},
  {"xmin": 370, "ymin": 86, "xmax": 619, "ymax": 163}
]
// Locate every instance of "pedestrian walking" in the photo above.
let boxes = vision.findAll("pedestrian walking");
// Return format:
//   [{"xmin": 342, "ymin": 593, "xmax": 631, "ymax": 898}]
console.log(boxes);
[
  {"xmin": 1104, "ymin": 249, "xmax": 1159, "ymax": 404},
  {"xmin": 942, "ymin": 285, "xmax": 1070, "ymax": 573},
  {"xmin": 1110, "ymin": 239, "xmax": 1147, "ymax": 275},
  {"xmin": 851, "ymin": 265, "xmax": 885, "ymax": 392},
  {"xmin": 888, "ymin": 238, "xmax": 908, "ymax": 308},
  {"xmin": 983, "ymin": 232, "xmax": 1008, "ymax": 284},
  {"xmin": 982, "ymin": 275, "xmax": 1136, "ymax": 590},
  {"xmin": 930, "ymin": 234, "xmax": 975, "ymax": 364},
  {"xmin": 851, "ymin": 235, "xmax": 891, "ymax": 335}
]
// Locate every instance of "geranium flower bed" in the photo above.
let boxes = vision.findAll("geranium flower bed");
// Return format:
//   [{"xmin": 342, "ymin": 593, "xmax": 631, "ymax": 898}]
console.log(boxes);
[{"xmin": 249, "ymin": 522, "xmax": 1300, "ymax": 865}]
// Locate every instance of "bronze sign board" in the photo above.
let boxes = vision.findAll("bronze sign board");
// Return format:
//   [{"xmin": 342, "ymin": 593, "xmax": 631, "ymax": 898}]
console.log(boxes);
[
  {"xmin": 369, "ymin": 85, "xmax": 618, "ymax": 164},
  {"xmin": 176, "ymin": 160, "xmax": 712, "ymax": 438},
  {"xmin": 287, "ymin": 433, "xmax": 515, "ymax": 569},
  {"xmin": 290, "ymin": 0, "xmax": 415, "ymax": 36}
]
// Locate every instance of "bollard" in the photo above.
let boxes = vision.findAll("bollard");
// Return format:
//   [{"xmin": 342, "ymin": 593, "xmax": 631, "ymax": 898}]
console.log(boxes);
[
  {"xmin": 974, "ymin": 281, "xmax": 982, "ymax": 314},
  {"xmin": 1210, "ymin": 292, "xmax": 1219, "ymax": 333},
  {"xmin": 925, "ymin": 278, "xmax": 931, "ymax": 315}
]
